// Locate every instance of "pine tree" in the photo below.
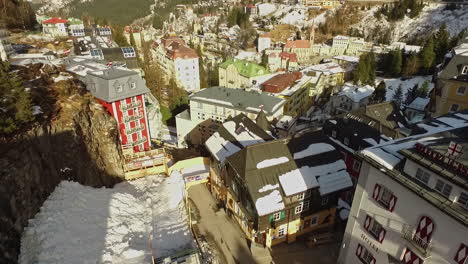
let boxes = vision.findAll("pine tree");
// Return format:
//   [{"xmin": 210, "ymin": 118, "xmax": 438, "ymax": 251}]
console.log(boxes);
[
  {"xmin": 420, "ymin": 37, "xmax": 436, "ymax": 73},
  {"xmin": 196, "ymin": 46, "xmax": 208, "ymax": 88},
  {"xmin": 112, "ymin": 25, "xmax": 130, "ymax": 47},
  {"xmin": 392, "ymin": 84, "xmax": 404, "ymax": 107},
  {"xmin": 129, "ymin": 30, "xmax": 136, "ymax": 48},
  {"xmin": 405, "ymin": 84, "xmax": 419, "ymax": 105},
  {"xmin": 390, "ymin": 49, "xmax": 402, "ymax": 76},
  {"xmin": 373, "ymin": 81, "xmax": 387, "ymax": 103},
  {"xmin": 434, "ymin": 23, "xmax": 450, "ymax": 64},
  {"xmin": 417, "ymin": 80, "xmax": 430, "ymax": 98}
]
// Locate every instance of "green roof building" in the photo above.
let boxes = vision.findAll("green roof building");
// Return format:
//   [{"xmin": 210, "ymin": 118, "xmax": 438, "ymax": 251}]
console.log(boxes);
[{"xmin": 219, "ymin": 59, "xmax": 271, "ymax": 89}]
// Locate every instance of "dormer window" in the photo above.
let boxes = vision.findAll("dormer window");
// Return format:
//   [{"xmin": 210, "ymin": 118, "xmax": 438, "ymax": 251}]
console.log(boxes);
[
  {"xmin": 116, "ymin": 84, "xmax": 123, "ymax": 92},
  {"xmin": 130, "ymin": 82, "xmax": 136, "ymax": 89},
  {"xmin": 344, "ymin": 137, "xmax": 350, "ymax": 145},
  {"xmin": 462, "ymin": 66, "xmax": 468, "ymax": 75},
  {"xmin": 332, "ymin": 130, "xmax": 337, "ymax": 138}
]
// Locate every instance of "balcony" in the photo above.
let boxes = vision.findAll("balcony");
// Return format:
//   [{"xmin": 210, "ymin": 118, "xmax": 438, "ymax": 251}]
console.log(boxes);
[
  {"xmin": 125, "ymin": 124, "xmax": 145, "ymax": 134},
  {"xmin": 124, "ymin": 114, "xmax": 143, "ymax": 123},
  {"xmin": 132, "ymin": 137, "xmax": 147, "ymax": 146},
  {"xmin": 120, "ymin": 100, "xmax": 141, "ymax": 111},
  {"xmin": 402, "ymin": 225, "xmax": 432, "ymax": 257}
]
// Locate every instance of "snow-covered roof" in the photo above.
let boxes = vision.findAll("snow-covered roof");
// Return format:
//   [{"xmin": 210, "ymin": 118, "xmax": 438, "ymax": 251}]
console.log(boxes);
[
  {"xmin": 293, "ymin": 143, "xmax": 335, "ymax": 160},
  {"xmin": 317, "ymin": 169, "xmax": 353, "ymax": 196},
  {"xmin": 304, "ymin": 62, "xmax": 345, "ymax": 75},
  {"xmin": 255, "ymin": 189, "xmax": 285, "ymax": 216},
  {"xmin": 407, "ymin": 97, "xmax": 430, "ymax": 111},
  {"xmin": 205, "ymin": 132, "xmax": 242, "ymax": 163},
  {"xmin": 362, "ymin": 111, "xmax": 468, "ymax": 170},
  {"xmin": 333, "ymin": 55, "xmax": 359, "ymax": 63},
  {"xmin": 338, "ymin": 83, "xmax": 375, "ymax": 103}
]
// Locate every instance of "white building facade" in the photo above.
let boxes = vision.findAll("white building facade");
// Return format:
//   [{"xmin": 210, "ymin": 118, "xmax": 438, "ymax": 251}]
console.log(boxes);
[
  {"xmin": 0, "ymin": 29, "xmax": 14, "ymax": 61},
  {"xmin": 338, "ymin": 123, "xmax": 468, "ymax": 264}
]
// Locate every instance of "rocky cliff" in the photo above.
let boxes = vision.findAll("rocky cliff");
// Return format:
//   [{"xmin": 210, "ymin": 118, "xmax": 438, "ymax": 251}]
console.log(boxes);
[{"xmin": 0, "ymin": 66, "xmax": 125, "ymax": 263}]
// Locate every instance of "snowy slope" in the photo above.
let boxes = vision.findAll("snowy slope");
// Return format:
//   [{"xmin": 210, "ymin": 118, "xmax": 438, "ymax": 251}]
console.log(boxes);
[
  {"xmin": 352, "ymin": 4, "xmax": 468, "ymax": 42},
  {"xmin": 269, "ymin": 5, "xmax": 329, "ymax": 28},
  {"xmin": 377, "ymin": 75, "xmax": 434, "ymax": 102},
  {"xmin": 19, "ymin": 174, "xmax": 195, "ymax": 264}
]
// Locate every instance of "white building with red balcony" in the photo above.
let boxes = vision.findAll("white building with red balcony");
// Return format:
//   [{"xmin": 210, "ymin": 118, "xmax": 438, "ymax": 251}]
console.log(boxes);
[
  {"xmin": 337, "ymin": 111, "xmax": 468, "ymax": 264},
  {"xmin": 85, "ymin": 67, "xmax": 151, "ymax": 152},
  {"xmin": 42, "ymin": 17, "xmax": 69, "ymax": 38}
]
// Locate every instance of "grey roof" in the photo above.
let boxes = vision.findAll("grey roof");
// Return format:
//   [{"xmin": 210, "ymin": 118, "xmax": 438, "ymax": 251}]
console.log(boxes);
[
  {"xmin": 190, "ymin": 87, "xmax": 285, "ymax": 115},
  {"xmin": 85, "ymin": 67, "xmax": 149, "ymax": 102},
  {"xmin": 101, "ymin": 47, "xmax": 139, "ymax": 69},
  {"xmin": 439, "ymin": 43, "xmax": 468, "ymax": 81},
  {"xmin": 255, "ymin": 110, "xmax": 270, "ymax": 131}
]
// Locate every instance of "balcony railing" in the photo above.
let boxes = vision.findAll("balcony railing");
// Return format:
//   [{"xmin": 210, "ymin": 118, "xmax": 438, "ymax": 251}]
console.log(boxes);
[
  {"xmin": 126, "ymin": 125, "xmax": 145, "ymax": 135},
  {"xmin": 121, "ymin": 101, "xmax": 141, "ymax": 111},
  {"xmin": 402, "ymin": 225, "xmax": 432, "ymax": 257},
  {"xmin": 132, "ymin": 137, "xmax": 147, "ymax": 146},
  {"xmin": 124, "ymin": 114, "xmax": 143, "ymax": 123}
]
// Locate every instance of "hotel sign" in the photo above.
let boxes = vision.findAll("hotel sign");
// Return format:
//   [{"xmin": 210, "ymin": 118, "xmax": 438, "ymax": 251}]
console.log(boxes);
[{"xmin": 414, "ymin": 143, "xmax": 468, "ymax": 177}]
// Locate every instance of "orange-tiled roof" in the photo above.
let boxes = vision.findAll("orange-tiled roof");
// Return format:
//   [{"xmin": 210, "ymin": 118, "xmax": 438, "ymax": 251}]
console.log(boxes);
[
  {"xmin": 284, "ymin": 40, "xmax": 310, "ymax": 49},
  {"xmin": 262, "ymin": 72, "xmax": 302, "ymax": 93},
  {"xmin": 279, "ymin": 52, "xmax": 298, "ymax": 62},
  {"xmin": 167, "ymin": 42, "xmax": 198, "ymax": 59},
  {"xmin": 42, "ymin": 17, "xmax": 69, "ymax": 24}
]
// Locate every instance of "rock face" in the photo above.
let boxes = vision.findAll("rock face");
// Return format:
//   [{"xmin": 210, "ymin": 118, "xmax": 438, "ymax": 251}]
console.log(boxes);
[{"xmin": 0, "ymin": 96, "xmax": 125, "ymax": 263}]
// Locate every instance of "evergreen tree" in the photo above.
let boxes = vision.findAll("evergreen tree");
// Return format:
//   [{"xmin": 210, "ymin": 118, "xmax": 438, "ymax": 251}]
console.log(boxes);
[
  {"xmin": 392, "ymin": 84, "xmax": 404, "ymax": 107},
  {"xmin": 434, "ymin": 23, "xmax": 450, "ymax": 64},
  {"xmin": 196, "ymin": 46, "xmax": 208, "ymax": 88},
  {"xmin": 390, "ymin": 49, "xmax": 402, "ymax": 76},
  {"xmin": 112, "ymin": 25, "xmax": 130, "ymax": 47},
  {"xmin": 403, "ymin": 54, "xmax": 421, "ymax": 76},
  {"xmin": 420, "ymin": 37, "xmax": 436, "ymax": 73},
  {"xmin": 405, "ymin": 84, "xmax": 419, "ymax": 105},
  {"xmin": 208, "ymin": 67, "xmax": 219, "ymax": 87},
  {"xmin": 129, "ymin": 30, "xmax": 136, "ymax": 48},
  {"xmin": 373, "ymin": 81, "xmax": 387, "ymax": 103},
  {"xmin": 353, "ymin": 52, "xmax": 376, "ymax": 85},
  {"xmin": 417, "ymin": 80, "xmax": 430, "ymax": 98},
  {"xmin": 0, "ymin": 60, "xmax": 33, "ymax": 136}
]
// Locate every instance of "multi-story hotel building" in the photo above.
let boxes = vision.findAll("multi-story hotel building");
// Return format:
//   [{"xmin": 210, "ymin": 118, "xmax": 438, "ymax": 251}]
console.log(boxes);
[
  {"xmin": 337, "ymin": 111, "xmax": 468, "ymax": 264},
  {"xmin": 85, "ymin": 67, "xmax": 151, "ymax": 152},
  {"xmin": 152, "ymin": 36, "xmax": 200, "ymax": 92}
]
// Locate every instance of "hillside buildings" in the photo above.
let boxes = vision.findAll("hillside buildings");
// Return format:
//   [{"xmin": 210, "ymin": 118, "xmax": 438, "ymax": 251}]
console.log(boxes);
[
  {"xmin": 218, "ymin": 59, "xmax": 271, "ymax": 89},
  {"xmin": 267, "ymin": 51, "xmax": 299, "ymax": 72},
  {"xmin": 42, "ymin": 17, "xmax": 69, "ymax": 38},
  {"xmin": 206, "ymin": 126, "xmax": 353, "ymax": 248},
  {"xmin": 432, "ymin": 35, "xmax": 468, "ymax": 116},
  {"xmin": 303, "ymin": 62, "xmax": 345, "ymax": 98},
  {"xmin": 284, "ymin": 40, "xmax": 313, "ymax": 64},
  {"xmin": 68, "ymin": 18, "xmax": 85, "ymax": 37},
  {"xmin": 152, "ymin": 36, "xmax": 201, "ymax": 92},
  {"xmin": 0, "ymin": 29, "xmax": 14, "ymax": 61},
  {"xmin": 84, "ymin": 67, "xmax": 152, "ymax": 152},
  {"xmin": 175, "ymin": 86, "xmax": 285, "ymax": 147},
  {"xmin": 337, "ymin": 111, "xmax": 468, "ymax": 264},
  {"xmin": 258, "ymin": 33, "xmax": 271, "ymax": 53}
]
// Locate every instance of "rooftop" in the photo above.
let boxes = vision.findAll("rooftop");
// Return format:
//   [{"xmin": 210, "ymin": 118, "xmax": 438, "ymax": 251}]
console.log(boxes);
[
  {"xmin": 42, "ymin": 17, "xmax": 69, "ymax": 24},
  {"xmin": 338, "ymin": 83, "xmax": 375, "ymax": 103},
  {"xmin": 407, "ymin": 97, "xmax": 430, "ymax": 111},
  {"xmin": 219, "ymin": 59, "xmax": 270, "ymax": 78},
  {"xmin": 190, "ymin": 86, "xmax": 285, "ymax": 115},
  {"xmin": 262, "ymin": 72, "xmax": 302, "ymax": 94},
  {"xmin": 284, "ymin": 40, "xmax": 311, "ymax": 49},
  {"xmin": 304, "ymin": 62, "xmax": 345, "ymax": 75}
]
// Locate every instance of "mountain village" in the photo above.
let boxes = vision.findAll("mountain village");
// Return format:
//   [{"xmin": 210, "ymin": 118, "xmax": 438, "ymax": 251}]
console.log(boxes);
[{"xmin": 1, "ymin": 0, "xmax": 468, "ymax": 263}]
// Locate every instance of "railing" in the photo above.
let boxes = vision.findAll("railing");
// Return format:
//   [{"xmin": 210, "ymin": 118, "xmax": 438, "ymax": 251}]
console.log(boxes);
[
  {"xmin": 124, "ymin": 114, "xmax": 143, "ymax": 123},
  {"xmin": 126, "ymin": 125, "xmax": 145, "ymax": 134},
  {"xmin": 402, "ymin": 225, "xmax": 432, "ymax": 257},
  {"xmin": 121, "ymin": 100, "xmax": 141, "ymax": 111},
  {"xmin": 132, "ymin": 137, "xmax": 147, "ymax": 146}
]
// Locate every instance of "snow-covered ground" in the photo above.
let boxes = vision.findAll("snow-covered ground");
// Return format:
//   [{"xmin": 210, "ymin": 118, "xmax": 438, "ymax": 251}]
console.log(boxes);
[
  {"xmin": 269, "ymin": 5, "xmax": 329, "ymax": 28},
  {"xmin": 353, "ymin": 4, "xmax": 468, "ymax": 42},
  {"xmin": 378, "ymin": 75, "xmax": 434, "ymax": 102},
  {"xmin": 19, "ymin": 174, "xmax": 195, "ymax": 264}
]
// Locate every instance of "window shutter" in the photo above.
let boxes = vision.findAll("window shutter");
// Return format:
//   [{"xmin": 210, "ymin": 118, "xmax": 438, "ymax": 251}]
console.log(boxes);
[
  {"xmin": 280, "ymin": 211, "xmax": 285, "ymax": 220},
  {"xmin": 454, "ymin": 243, "xmax": 467, "ymax": 264},
  {"xmin": 370, "ymin": 257, "xmax": 376, "ymax": 264},
  {"xmin": 269, "ymin": 214, "xmax": 274, "ymax": 222},
  {"xmin": 372, "ymin": 184, "xmax": 381, "ymax": 200},
  {"xmin": 389, "ymin": 194, "xmax": 397, "ymax": 212},
  {"xmin": 364, "ymin": 215, "xmax": 372, "ymax": 230},
  {"xmin": 378, "ymin": 228, "xmax": 386, "ymax": 243},
  {"xmin": 356, "ymin": 244, "xmax": 363, "ymax": 257}
]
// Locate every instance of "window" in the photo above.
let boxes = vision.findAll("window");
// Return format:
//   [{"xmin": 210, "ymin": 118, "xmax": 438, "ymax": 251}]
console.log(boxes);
[
  {"xmin": 372, "ymin": 184, "xmax": 397, "ymax": 212},
  {"xmin": 332, "ymin": 130, "xmax": 337, "ymax": 138},
  {"xmin": 121, "ymin": 47, "xmax": 136, "ymax": 58},
  {"xmin": 116, "ymin": 84, "xmax": 123, "ymax": 92},
  {"xmin": 368, "ymin": 218, "xmax": 384, "ymax": 240},
  {"xmin": 297, "ymin": 192, "xmax": 305, "ymax": 200},
  {"xmin": 457, "ymin": 192, "xmax": 468, "ymax": 209},
  {"xmin": 303, "ymin": 200, "xmax": 310, "ymax": 211},
  {"xmin": 457, "ymin": 86, "xmax": 467, "ymax": 95},
  {"xmin": 130, "ymin": 82, "xmax": 136, "ymax": 89},
  {"xmin": 310, "ymin": 215, "xmax": 318, "ymax": 225},
  {"xmin": 380, "ymin": 187, "xmax": 392, "ymax": 207},
  {"xmin": 278, "ymin": 227, "xmax": 285, "ymax": 237},
  {"xmin": 353, "ymin": 160, "xmax": 361, "ymax": 172},
  {"xmin": 462, "ymin": 66, "xmax": 468, "ymax": 75},
  {"xmin": 434, "ymin": 179, "xmax": 452, "ymax": 198},
  {"xmin": 415, "ymin": 168, "xmax": 430, "ymax": 185},
  {"xmin": 344, "ymin": 137, "xmax": 350, "ymax": 145},
  {"xmin": 295, "ymin": 203, "xmax": 304, "ymax": 214},
  {"xmin": 273, "ymin": 212, "xmax": 282, "ymax": 221},
  {"xmin": 321, "ymin": 196, "xmax": 328, "ymax": 206},
  {"xmin": 197, "ymin": 102, "xmax": 202, "ymax": 109},
  {"xmin": 450, "ymin": 104, "xmax": 460, "ymax": 112},
  {"xmin": 361, "ymin": 248, "xmax": 374, "ymax": 264}
]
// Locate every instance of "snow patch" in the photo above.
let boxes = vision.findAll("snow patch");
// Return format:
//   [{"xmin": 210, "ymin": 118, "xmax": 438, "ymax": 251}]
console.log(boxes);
[
  {"xmin": 293, "ymin": 143, "xmax": 335, "ymax": 160},
  {"xmin": 257, "ymin": 157, "xmax": 289, "ymax": 169}
]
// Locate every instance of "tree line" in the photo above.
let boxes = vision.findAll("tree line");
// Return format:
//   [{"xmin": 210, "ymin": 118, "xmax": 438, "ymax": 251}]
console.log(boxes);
[{"xmin": 0, "ymin": 0, "xmax": 36, "ymax": 30}]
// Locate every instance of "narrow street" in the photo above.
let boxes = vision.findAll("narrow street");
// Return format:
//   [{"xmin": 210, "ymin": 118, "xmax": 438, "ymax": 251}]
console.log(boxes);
[{"xmin": 188, "ymin": 184, "xmax": 268, "ymax": 264}]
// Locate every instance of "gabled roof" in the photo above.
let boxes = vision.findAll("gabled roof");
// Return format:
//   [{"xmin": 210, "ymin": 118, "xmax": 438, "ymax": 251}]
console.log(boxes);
[
  {"xmin": 438, "ymin": 42, "xmax": 468, "ymax": 81},
  {"xmin": 42, "ymin": 17, "xmax": 69, "ymax": 24},
  {"xmin": 284, "ymin": 40, "xmax": 310, "ymax": 49},
  {"xmin": 226, "ymin": 132, "xmax": 352, "ymax": 216},
  {"xmin": 262, "ymin": 72, "xmax": 302, "ymax": 93},
  {"xmin": 255, "ymin": 110, "xmax": 271, "ymax": 132},
  {"xmin": 219, "ymin": 59, "xmax": 270, "ymax": 78},
  {"xmin": 205, "ymin": 113, "xmax": 274, "ymax": 163}
]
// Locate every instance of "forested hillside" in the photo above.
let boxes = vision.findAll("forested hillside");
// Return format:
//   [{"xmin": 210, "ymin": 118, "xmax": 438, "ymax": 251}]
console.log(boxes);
[{"xmin": 0, "ymin": 0, "xmax": 36, "ymax": 30}]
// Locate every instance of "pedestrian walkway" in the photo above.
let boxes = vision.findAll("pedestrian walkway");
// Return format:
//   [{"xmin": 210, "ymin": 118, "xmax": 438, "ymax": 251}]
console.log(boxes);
[{"xmin": 188, "ymin": 184, "xmax": 259, "ymax": 264}]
